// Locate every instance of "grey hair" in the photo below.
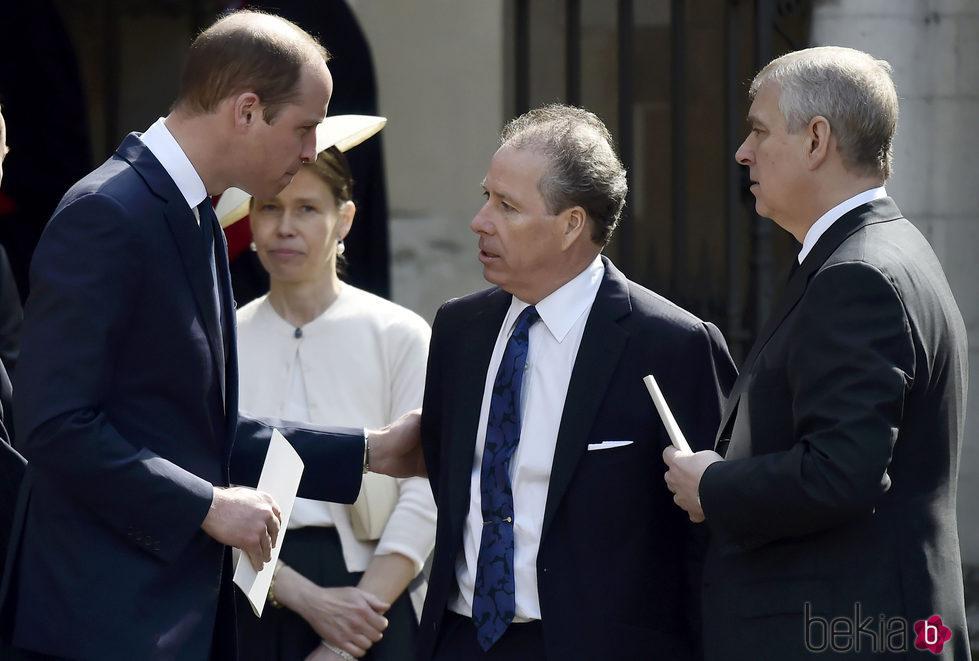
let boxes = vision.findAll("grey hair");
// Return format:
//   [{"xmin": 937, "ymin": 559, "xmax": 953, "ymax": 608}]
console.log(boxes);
[
  {"xmin": 500, "ymin": 104, "xmax": 627, "ymax": 246},
  {"xmin": 751, "ymin": 46, "xmax": 898, "ymax": 180}
]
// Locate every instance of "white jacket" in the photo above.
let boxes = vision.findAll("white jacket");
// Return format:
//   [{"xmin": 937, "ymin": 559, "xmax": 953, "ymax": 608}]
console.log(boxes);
[{"xmin": 236, "ymin": 286, "xmax": 436, "ymax": 575}]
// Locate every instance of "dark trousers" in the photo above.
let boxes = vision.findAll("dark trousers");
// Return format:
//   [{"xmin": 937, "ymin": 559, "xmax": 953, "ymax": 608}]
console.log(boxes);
[{"xmin": 432, "ymin": 610, "xmax": 545, "ymax": 661}]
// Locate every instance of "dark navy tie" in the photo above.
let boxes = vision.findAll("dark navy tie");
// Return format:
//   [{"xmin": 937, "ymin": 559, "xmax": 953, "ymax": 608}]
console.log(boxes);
[
  {"xmin": 472, "ymin": 305, "xmax": 539, "ymax": 651},
  {"xmin": 199, "ymin": 200, "xmax": 228, "ymax": 401}
]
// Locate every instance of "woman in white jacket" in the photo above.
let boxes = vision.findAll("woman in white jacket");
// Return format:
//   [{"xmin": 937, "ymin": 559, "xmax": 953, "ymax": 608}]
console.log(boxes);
[{"xmin": 233, "ymin": 117, "xmax": 435, "ymax": 661}]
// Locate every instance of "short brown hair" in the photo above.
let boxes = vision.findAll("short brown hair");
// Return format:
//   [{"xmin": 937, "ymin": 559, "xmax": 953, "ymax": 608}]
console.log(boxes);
[
  {"xmin": 304, "ymin": 146, "xmax": 354, "ymax": 206},
  {"xmin": 174, "ymin": 9, "xmax": 329, "ymax": 123}
]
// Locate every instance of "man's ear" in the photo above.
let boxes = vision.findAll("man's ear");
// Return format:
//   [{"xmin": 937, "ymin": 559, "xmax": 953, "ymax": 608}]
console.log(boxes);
[
  {"xmin": 233, "ymin": 92, "xmax": 262, "ymax": 132},
  {"xmin": 806, "ymin": 115, "xmax": 832, "ymax": 170},
  {"xmin": 560, "ymin": 206, "xmax": 587, "ymax": 250}
]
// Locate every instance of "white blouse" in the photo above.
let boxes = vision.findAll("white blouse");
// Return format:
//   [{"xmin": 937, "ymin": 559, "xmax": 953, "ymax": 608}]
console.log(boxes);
[{"xmin": 236, "ymin": 285, "xmax": 436, "ymax": 575}]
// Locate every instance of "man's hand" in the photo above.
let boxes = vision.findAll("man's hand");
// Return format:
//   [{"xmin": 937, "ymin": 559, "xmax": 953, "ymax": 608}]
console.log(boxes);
[
  {"xmin": 201, "ymin": 486, "xmax": 281, "ymax": 571},
  {"xmin": 366, "ymin": 409, "xmax": 426, "ymax": 478},
  {"xmin": 663, "ymin": 447, "xmax": 723, "ymax": 523}
]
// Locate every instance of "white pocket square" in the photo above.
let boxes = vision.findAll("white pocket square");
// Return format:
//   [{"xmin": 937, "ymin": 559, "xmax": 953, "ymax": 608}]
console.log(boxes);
[{"xmin": 586, "ymin": 440, "xmax": 633, "ymax": 451}]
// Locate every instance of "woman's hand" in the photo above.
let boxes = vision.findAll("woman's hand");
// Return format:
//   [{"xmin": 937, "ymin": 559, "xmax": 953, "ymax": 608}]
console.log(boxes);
[
  {"xmin": 273, "ymin": 565, "xmax": 391, "ymax": 658},
  {"xmin": 298, "ymin": 585, "xmax": 389, "ymax": 657}
]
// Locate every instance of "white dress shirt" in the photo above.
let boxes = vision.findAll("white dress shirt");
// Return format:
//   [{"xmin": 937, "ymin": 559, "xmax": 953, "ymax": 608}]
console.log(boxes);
[
  {"xmin": 798, "ymin": 186, "xmax": 887, "ymax": 263},
  {"xmin": 139, "ymin": 118, "xmax": 208, "ymax": 220},
  {"xmin": 450, "ymin": 256, "xmax": 605, "ymax": 621}
]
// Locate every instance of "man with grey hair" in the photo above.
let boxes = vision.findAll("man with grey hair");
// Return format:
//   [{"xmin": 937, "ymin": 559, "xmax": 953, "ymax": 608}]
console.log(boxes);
[
  {"xmin": 665, "ymin": 46, "xmax": 970, "ymax": 659},
  {"xmin": 416, "ymin": 103, "xmax": 736, "ymax": 660}
]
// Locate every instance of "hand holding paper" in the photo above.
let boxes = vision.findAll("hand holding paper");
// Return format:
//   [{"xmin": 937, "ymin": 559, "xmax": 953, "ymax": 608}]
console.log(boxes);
[
  {"xmin": 201, "ymin": 487, "xmax": 281, "ymax": 569},
  {"xmin": 232, "ymin": 429, "xmax": 304, "ymax": 616},
  {"xmin": 646, "ymin": 373, "xmax": 722, "ymax": 522}
]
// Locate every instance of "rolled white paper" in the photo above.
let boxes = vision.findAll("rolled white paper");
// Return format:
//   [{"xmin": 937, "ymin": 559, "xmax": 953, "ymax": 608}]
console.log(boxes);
[{"xmin": 643, "ymin": 374, "xmax": 692, "ymax": 454}]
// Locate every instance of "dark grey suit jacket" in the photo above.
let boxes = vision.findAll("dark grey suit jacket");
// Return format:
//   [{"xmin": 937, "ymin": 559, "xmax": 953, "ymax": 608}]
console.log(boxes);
[
  {"xmin": 418, "ymin": 257, "xmax": 737, "ymax": 660},
  {"xmin": 700, "ymin": 198, "xmax": 970, "ymax": 660}
]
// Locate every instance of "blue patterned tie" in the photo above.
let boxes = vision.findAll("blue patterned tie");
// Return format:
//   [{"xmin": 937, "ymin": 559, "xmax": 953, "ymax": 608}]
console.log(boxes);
[{"xmin": 473, "ymin": 305, "xmax": 539, "ymax": 651}]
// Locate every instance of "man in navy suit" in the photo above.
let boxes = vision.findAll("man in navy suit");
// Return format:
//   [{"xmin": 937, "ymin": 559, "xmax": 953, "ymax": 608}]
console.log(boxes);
[
  {"xmin": 417, "ymin": 104, "xmax": 736, "ymax": 660},
  {"xmin": 0, "ymin": 105, "xmax": 26, "ymax": 615},
  {"xmin": 665, "ymin": 47, "xmax": 970, "ymax": 660},
  {"xmin": 0, "ymin": 11, "xmax": 421, "ymax": 660}
]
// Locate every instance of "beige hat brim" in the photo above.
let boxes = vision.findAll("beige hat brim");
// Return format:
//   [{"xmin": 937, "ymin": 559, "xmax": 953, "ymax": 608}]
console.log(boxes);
[
  {"xmin": 316, "ymin": 115, "xmax": 386, "ymax": 154},
  {"xmin": 216, "ymin": 114, "xmax": 386, "ymax": 228}
]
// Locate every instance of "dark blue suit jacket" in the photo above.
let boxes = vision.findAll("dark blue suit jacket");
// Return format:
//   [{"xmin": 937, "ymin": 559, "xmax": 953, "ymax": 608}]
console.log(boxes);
[
  {"xmin": 0, "ymin": 360, "xmax": 24, "ymax": 578},
  {"xmin": 0, "ymin": 135, "xmax": 364, "ymax": 660},
  {"xmin": 417, "ymin": 258, "xmax": 737, "ymax": 660}
]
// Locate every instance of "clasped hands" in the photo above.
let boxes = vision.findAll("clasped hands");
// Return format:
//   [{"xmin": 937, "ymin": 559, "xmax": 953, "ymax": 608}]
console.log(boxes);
[
  {"xmin": 662, "ymin": 446, "xmax": 724, "ymax": 523},
  {"xmin": 264, "ymin": 564, "xmax": 388, "ymax": 661}
]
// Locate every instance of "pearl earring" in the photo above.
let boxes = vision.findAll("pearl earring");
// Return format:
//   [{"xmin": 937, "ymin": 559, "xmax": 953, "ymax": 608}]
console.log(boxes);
[{"xmin": 337, "ymin": 239, "xmax": 346, "ymax": 256}]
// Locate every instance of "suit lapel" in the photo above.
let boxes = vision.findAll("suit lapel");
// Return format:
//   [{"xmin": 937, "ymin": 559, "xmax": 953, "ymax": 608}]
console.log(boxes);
[
  {"xmin": 117, "ymin": 135, "xmax": 228, "ymax": 412},
  {"xmin": 446, "ymin": 291, "xmax": 511, "ymax": 541},
  {"xmin": 715, "ymin": 197, "xmax": 904, "ymax": 447},
  {"xmin": 541, "ymin": 257, "xmax": 630, "ymax": 540}
]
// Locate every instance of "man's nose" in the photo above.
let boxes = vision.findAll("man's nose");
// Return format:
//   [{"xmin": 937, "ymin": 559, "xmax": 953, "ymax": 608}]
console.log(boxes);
[
  {"xmin": 300, "ymin": 132, "xmax": 318, "ymax": 163},
  {"xmin": 471, "ymin": 204, "xmax": 493, "ymax": 235},
  {"xmin": 735, "ymin": 138, "xmax": 752, "ymax": 165}
]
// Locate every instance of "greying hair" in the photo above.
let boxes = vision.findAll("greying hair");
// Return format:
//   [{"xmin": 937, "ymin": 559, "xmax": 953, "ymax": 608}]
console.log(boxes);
[
  {"xmin": 751, "ymin": 46, "xmax": 898, "ymax": 180},
  {"xmin": 501, "ymin": 104, "xmax": 627, "ymax": 246}
]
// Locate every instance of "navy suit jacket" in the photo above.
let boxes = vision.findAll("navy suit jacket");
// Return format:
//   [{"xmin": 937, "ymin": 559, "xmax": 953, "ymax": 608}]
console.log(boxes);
[
  {"xmin": 417, "ymin": 258, "xmax": 737, "ymax": 660},
  {"xmin": 700, "ymin": 199, "xmax": 971, "ymax": 660},
  {"xmin": 0, "ymin": 360, "xmax": 24, "ymax": 577},
  {"xmin": 0, "ymin": 135, "xmax": 365, "ymax": 660}
]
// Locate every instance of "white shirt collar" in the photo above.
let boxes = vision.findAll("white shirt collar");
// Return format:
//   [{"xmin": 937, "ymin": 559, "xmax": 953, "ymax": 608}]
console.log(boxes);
[
  {"xmin": 798, "ymin": 186, "xmax": 887, "ymax": 263},
  {"xmin": 505, "ymin": 255, "xmax": 605, "ymax": 343},
  {"xmin": 139, "ymin": 118, "xmax": 209, "ymax": 209}
]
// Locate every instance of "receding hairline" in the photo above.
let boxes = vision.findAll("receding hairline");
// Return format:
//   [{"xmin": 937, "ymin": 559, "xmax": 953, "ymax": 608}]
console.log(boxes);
[
  {"xmin": 172, "ymin": 9, "xmax": 330, "ymax": 117},
  {"xmin": 207, "ymin": 9, "xmax": 327, "ymax": 56}
]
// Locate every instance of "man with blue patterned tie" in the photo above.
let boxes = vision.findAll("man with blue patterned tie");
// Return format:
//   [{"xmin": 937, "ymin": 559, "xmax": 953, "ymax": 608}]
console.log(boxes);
[{"xmin": 416, "ymin": 104, "xmax": 737, "ymax": 661}]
